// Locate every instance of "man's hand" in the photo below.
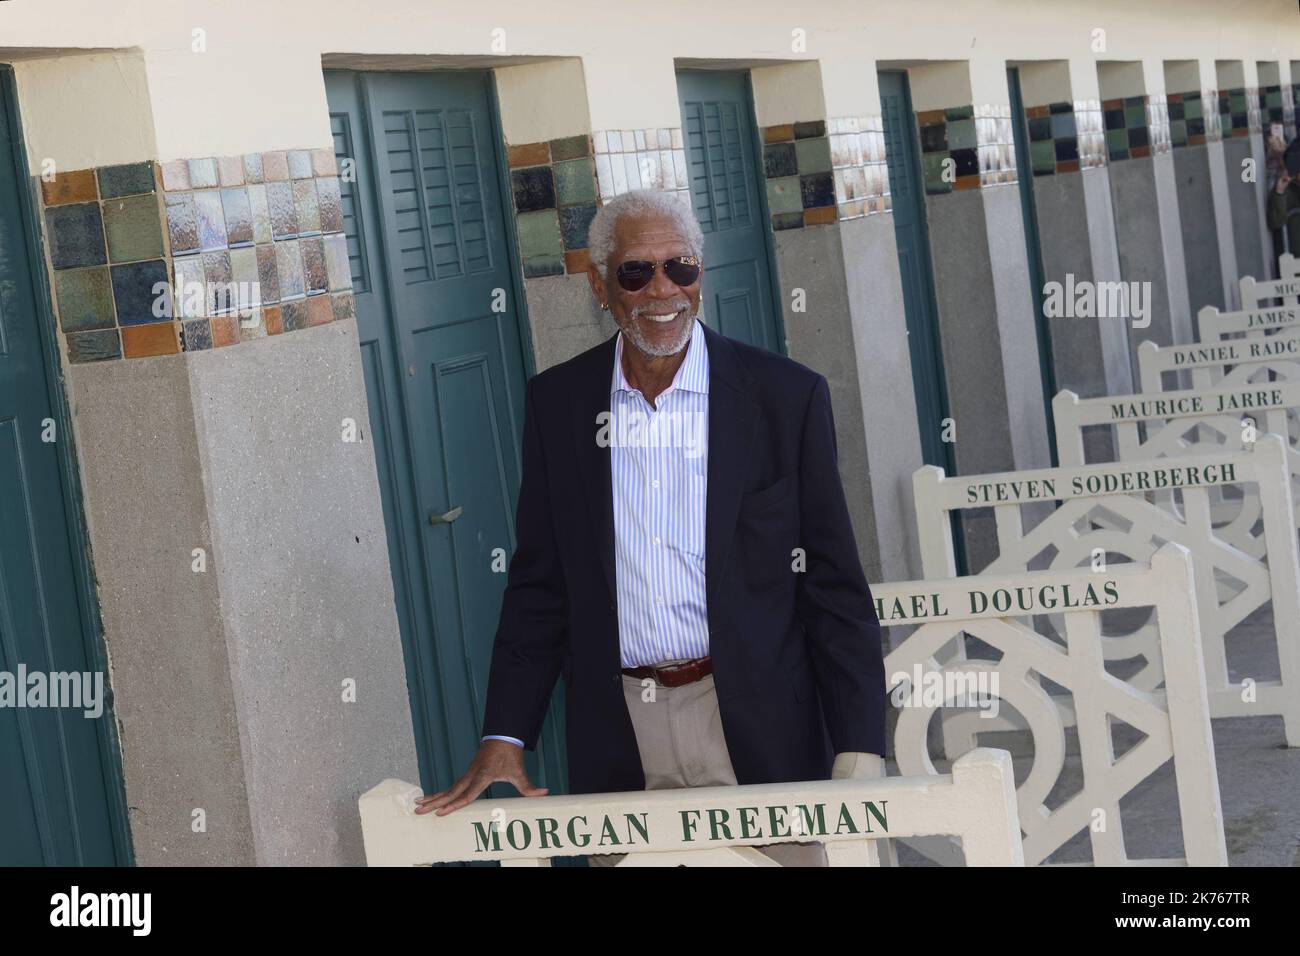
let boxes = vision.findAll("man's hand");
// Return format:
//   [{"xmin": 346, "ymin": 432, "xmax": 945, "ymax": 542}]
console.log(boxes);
[
  {"xmin": 1276, "ymin": 173, "xmax": 1292, "ymax": 194},
  {"xmin": 413, "ymin": 739, "xmax": 548, "ymax": 816}
]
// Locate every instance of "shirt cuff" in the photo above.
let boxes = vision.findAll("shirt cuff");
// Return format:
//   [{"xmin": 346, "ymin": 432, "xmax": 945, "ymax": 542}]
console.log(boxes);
[{"xmin": 482, "ymin": 734, "xmax": 525, "ymax": 748}]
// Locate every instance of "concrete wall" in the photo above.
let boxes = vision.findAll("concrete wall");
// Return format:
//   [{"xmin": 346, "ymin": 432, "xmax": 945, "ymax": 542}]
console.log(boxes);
[
  {"xmin": 1174, "ymin": 145, "xmax": 1228, "ymax": 330},
  {"xmin": 186, "ymin": 321, "xmax": 420, "ymax": 865}
]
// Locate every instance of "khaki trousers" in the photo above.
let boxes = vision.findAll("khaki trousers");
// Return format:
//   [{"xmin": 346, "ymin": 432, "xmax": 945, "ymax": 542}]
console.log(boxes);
[{"xmin": 587, "ymin": 673, "xmax": 828, "ymax": 867}]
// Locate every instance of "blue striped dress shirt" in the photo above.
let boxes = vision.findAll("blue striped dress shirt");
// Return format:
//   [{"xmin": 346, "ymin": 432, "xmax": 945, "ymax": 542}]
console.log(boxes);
[{"xmin": 484, "ymin": 319, "xmax": 711, "ymax": 748}]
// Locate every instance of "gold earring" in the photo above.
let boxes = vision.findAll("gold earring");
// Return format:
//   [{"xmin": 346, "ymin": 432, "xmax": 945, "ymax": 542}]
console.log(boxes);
[{"xmin": 600, "ymin": 302, "xmax": 609, "ymax": 311}]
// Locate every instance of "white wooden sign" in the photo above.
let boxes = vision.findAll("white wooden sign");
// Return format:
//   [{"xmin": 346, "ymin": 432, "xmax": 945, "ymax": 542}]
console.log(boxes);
[
  {"xmin": 911, "ymin": 435, "xmax": 1300, "ymax": 748},
  {"xmin": 1198, "ymin": 302, "xmax": 1300, "ymax": 344},
  {"xmin": 1137, "ymin": 332, "xmax": 1300, "ymax": 394},
  {"xmin": 1052, "ymin": 383, "xmax": 1300, "ymax": 559},
  {"xmin": 357, "ymin": 749, "xmax": 1024, "ymax": 867},
  {"xmin": 1239, "ymin": 253, "xmax": 1300, "ymax": 310},
  {"xmin": 878, "ymin": 546, "xmax": 1227, "ymax": 866}
]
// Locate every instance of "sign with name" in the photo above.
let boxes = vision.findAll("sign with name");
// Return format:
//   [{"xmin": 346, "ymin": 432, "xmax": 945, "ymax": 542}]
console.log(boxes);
[
  {"xmin": 1141, "ymin": 332, "xmax": 1300, "ymax": 374},
  {"xmin": 950, "ymin": 458, "xmax": 1241, "ymax": 507},
  {"xmin": 358, "ymin": 751, "xmax": 1027, "ymax": 866},
  {"xmin": 870, "ymin": 563, "xmax": 1161, "ymax": 625},
  {"xmin": 1200, "ymin": 303, "xmax": 1300, "ymax": 337},
  {"xmin": 1054, "ymin": 381, "xmax": 1300, "ymax": 427}
]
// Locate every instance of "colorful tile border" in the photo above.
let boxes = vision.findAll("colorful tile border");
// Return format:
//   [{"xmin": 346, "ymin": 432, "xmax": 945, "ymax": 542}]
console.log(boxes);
[
  {"xmin": 760, "ymin": 119, "xmax": 837, "ymax": 230},
  {"xmin": 828, "ymin": 115, "xmax": 890, "ymax": 220},
  {"xmin": 1024, "ymin": 101, "xmax": 1104, "ymax": 176},
  {"xmin": 1169, "ymin": 90, "xmax": 1224, "ymax": 148},
  {"xmin": 916, "ymin": 104, "xmax": 1018, "ymax": 195},
  {"xmin": 507, "ymin": 134, "xmax": 601, "ymax": 278},
  {"xmin": 1099, "ymin": 94, "xmax": 1172, "ymax": 162},
  {"xmin": 38, "ymin": 150, "xmax": 356, "ymax": 363},
  {"xmin": 1218, "ymin": 87, "xmax": 1254, "ymax": 137}
]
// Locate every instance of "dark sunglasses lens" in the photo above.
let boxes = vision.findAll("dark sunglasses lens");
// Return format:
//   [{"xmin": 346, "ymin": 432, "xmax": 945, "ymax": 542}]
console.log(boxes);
[
  {"xmin": 616, "ymin": 261, "xmax": 654, "ymax": 291},
  {"xmin": 664, "ymin": 257, "xmax": 701, "ymax": 286}
]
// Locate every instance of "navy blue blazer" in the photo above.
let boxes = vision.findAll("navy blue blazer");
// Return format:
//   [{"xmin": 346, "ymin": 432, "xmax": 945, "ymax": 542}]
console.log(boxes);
[{"xmin": 481, "ymin": 322, "xmax": 886, "ymax": 795}]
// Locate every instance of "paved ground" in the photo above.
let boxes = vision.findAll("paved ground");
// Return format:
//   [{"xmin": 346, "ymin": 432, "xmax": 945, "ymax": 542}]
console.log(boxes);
[{"xmin": 889, "ymin": 604, "xmax": 1300, "ymax": 866}]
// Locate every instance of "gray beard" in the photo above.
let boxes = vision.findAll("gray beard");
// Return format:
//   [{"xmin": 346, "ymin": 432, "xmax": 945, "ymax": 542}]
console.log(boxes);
[{"xmin": 621, "ymin": 309, "xmax": 699, "ymax": 358}]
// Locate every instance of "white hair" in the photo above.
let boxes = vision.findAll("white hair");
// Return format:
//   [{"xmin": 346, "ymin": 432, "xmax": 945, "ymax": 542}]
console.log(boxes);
[{"xmin": 587, "ymin": 189, "xmax": 705, "ymax": 277}]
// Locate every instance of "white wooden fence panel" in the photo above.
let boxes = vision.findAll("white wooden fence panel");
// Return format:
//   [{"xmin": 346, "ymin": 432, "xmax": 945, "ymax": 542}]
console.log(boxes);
[
  {"xmin": 912, "ymin": 435, "xmax": 1300, "ymax": 746},
  {"xmin": 878, "ymin": 546, "xmax": 1227, "ymax": 866},
  {"xmin": 1053, "ymin": 383, "xmax": 1300, "ymax": 560},
  {"xmin": 357, "ymin": 749, "xmax": 1024, "ymax": 867}
]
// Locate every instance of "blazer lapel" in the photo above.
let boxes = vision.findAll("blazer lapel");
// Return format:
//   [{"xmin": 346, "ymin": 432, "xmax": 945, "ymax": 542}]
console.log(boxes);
[
  {"xmin": 573, "ymin": 333, "xmax": 619, "ymax": 606},
  {"xmin": 702, "ymin": 324, "xmax": 758, "ymax": 626}
]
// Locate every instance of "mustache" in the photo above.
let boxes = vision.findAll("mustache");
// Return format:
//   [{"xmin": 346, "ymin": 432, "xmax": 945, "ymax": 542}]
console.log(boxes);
[{"xmin": 630, "ymin": 299, "xmax": 692, "ymax": 318}]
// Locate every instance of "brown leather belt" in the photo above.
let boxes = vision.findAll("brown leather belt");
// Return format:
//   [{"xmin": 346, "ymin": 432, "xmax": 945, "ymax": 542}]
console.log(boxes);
[{"xmin": 622, "ymin": 656, "xmax": 712, "ymax": 687}]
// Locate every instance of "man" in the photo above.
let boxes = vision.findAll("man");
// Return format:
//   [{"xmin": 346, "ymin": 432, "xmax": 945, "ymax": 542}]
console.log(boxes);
[
  {"xmin": 415, "ymin": 189, "xmax": 886, "ymax": 867},
  {"xmin": 1268, "ymin": 137, "xmax": 1300, "ymax": 268}
]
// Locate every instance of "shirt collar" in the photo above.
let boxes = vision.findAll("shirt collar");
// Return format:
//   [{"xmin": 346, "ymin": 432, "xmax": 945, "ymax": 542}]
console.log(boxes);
[{"xmin": 610, "ymin": 318, "xmax": 709, "ymax": 399}]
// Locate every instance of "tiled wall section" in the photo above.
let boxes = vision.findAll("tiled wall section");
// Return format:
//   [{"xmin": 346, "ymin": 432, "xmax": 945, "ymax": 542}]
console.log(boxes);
[
  {"xmin": 507, "ymin": 135, "xmax": 600, "ymax": 277},
  {"xmin": 1025, "ymin": 101, "xmax": 1105, "ymax": 176},
  {"xmin": 828, "ymin": 116, "xmax": 890, "ymax": 220},
  {"xmin": 916, "ymin": 105, "xmax": 1017, "ymax": 195},
  {"xmin": 1169, "ymin": 90, "xmax": 1224, "ymax": 147},
  {"xmin": 38, "ymin": 151, "xmax": 356, "ymax": 363},
  {"xmin": 593, "ymin": 127, "xmax": 689, "ymax": 206},
  {"xmin": 761, "ymin": 120, "xmax": 836, "ymax": 229},
  {"xmin": 1101, "ymin": 94, "xmax": 1172, "ymax": 162},
  {"xmin": 1218, "ymin": 87, "xmax": 1255, "ymax": 136},
  {"xmin": 1262, "ymin": 85, "xmax": 1286, "ymax": 127}
]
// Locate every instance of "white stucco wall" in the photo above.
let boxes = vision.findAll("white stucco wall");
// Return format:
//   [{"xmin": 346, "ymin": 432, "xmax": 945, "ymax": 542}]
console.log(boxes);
[{"xmin": 2, "ymin": 0, "xmax": 1296, "ymax": 167}]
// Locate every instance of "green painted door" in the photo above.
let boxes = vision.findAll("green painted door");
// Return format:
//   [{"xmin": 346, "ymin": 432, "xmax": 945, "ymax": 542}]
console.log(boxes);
[
  {"xmin": 324, "ymin": 71, "xmax": 566, "ymax": 798},
  {"xmin": 879, "ymin": 71, "xmax": 967, "ymax": 572},
  {"xmin": 677, "ymin": 71, "xmax": 785, "ymax": 352},
  {"xmin": 0, "ymin": 70, "xmax": 128, "ymax": 864},
  {"xmin": 1007, "ymin": 66, "xmax": 1059, "ymax": 466}
]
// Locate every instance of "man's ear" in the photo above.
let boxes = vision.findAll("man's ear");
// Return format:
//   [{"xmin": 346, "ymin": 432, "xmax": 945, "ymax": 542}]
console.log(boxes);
[{"xmin": 586, "ymin": 261, "xmax": 608, "ymax": 307}]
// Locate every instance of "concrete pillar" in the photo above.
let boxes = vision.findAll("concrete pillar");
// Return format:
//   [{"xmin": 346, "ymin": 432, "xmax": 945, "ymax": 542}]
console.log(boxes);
[
  {"xmin": 751, "ymin": 61, "xmax": 899, "ymax": 582},
  {"xmin": 1018, "ymin": 60, "xmax": 1132, "ymax": 405},
  {"xmin": 1165, "ymin": 59, "xmax": 1236, "ymax": 329},
  {"xmin": 1217, "ymin": 60, "xmax": 1268, "ymax": 292},
  {"xmin": 1096, "ymin": 59, "xmax": 1188, "ymax": 383},
  {"xmin": 16, "ymin": 49, "xmax": 419, "ymax": 866},
  {"xmin": 907, "ymin": 59, "xmax": 1048, "ymax": 570}
]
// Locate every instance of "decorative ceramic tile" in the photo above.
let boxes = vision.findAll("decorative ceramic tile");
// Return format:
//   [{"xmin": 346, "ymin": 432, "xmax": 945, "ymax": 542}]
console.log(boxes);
[
  {"xmin": 41, "ymin": 150, "xmax": 407, "ymax": 361},
  {"xmin": 103, "ymin": 194, "xmax": 164, "ymax": 263},
  {"xmin": 41, "ymin": 169, "xmax": 98, "ymax": 206},
  {"xmin": 917, "ymin": 105, "xmax": 984, "ymax": 193},
  {"xmin": 110, "ymin": 259, "xmax": 171, "ymax": 325},
  {"xmin": 760, "ymin": 119, "xmax": 864, "ymax": 227},
  {"xmin": 54, "ymin": 267, "xmax": 116, "ymax": 332},
  {"xmin": 1218, "ymin": 87, "xmax": 1252, "ymax": 137},
  {"xmin": 828, "ymin": 115, "xmax": 890, "ymax": 219},
  {"xmin": 591, "ymin": 127, "xmax": 689, "ymax": 202},
  {"xmin": 221, "ymin": 187, "xmax": 254, "ymax": 246},
  {"xmin": 181, "ymin": 317, "xmax": 212, "ymax": 351},
  {"xmin": 1026, "ymin": 101, "xmax": 1102, "ymax": 175},
  {"xmin": 97, "ymin": 162, "xmax": 156, "ymax": 200},
  {"xmin": 1103, "ymin": 95, "xmax": 1152, "ymax": 161},
  {"xmin": 193, "ymin": 190, "xmax": 228, "ymax": 251},
  {"xmin": 975, "ymin": 104, "xmax": 1018, "ymax": 186},
  {"xmin": 165, "ymin": 193, "xmax": 199, "ymax": 255},
  {"xmin": 66, "ymin": 329, "xmax": 121, "ymax": 363},
  {"xmin": 1169, "ymin": 90, "xmax": 1222, "ymax": 147},
  {"xmin": 46, "ymin": 202, "xmax": 107, "ymax": 269},
  {"xmin": 188, "ymin": 158, "xmax": 219, "ymax": 189},
  {"xmin": 121, "ymin": 322, "xmax": 180, "ymax": 358}
]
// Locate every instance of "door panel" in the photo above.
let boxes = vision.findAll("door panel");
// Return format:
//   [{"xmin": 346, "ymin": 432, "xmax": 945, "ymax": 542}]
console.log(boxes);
[
  {"xmin": 879, "ymin": 71, "xmax": 953, "ymax": 473},
  {"xmin": 677, "ymin": 71, "xmax": 784, "ymax": 353},
  {"xmin": 325, "ymin": 70, "xmax": 566, "ymax": 796},
  {"xmin": 0, "ymin": 72, "xmax": 124, "ymax": 865}
]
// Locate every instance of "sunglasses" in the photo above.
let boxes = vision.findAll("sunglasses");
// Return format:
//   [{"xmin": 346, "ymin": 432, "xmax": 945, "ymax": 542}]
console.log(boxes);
[{"xmin": 614, "ymin": 256, "xmax": 702, "ymax": 292}]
